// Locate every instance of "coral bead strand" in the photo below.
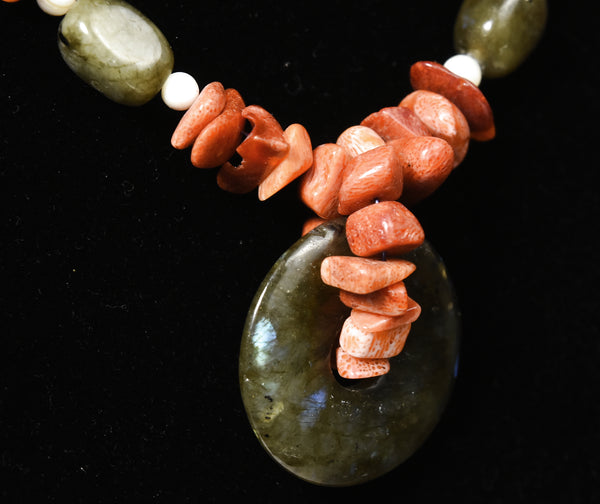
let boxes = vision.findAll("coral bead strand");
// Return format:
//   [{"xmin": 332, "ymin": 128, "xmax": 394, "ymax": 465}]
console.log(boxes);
[
  {"xmin": 313, "ymin": 63, "xmax": 496, "ymax": 378},
  {"xmin": 8, "ymin": 0, "xmax": 542, "ymax": 382},
  {"xmin": 167, "ymin": 59, "xmax": 498, "ymax": 379}
]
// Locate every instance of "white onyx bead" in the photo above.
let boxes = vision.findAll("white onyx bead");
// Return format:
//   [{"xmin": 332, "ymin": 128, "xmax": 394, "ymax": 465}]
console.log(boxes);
[
  {"xmin": 161, "ymin": 72, "xmax": 200, "ymax": 111},
  {"xmin": 36, "ymin": 0, "xmax": 76, "ymax": 16},
  {"xmin": 444, "ymin": 54, "xmax": 482, "ymax": 87}
]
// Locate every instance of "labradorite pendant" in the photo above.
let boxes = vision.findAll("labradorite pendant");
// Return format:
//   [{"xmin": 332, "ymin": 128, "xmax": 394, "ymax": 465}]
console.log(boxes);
[{"xmin": 239, "ymin": 219, "xmax": 460, "ymax": 486}]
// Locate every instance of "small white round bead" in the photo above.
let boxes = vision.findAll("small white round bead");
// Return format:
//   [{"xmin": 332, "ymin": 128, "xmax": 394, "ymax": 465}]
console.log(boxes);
[
  {"xmin": 444, "ymin": 54, "xmax": 482, "ymax": 87},
  {"xmin": 161, "ymin": 72, "xmax": 200, "ymax": 111},
  {"xmin": 36, "ymin": 0, "xmax": 76, "ymax": 16}
]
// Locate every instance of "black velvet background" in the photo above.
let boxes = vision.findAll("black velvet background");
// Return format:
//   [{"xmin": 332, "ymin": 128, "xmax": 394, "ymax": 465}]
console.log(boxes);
[{"xmin": 1, "ymin": 1, "xmax": 598, "ymax": 502}]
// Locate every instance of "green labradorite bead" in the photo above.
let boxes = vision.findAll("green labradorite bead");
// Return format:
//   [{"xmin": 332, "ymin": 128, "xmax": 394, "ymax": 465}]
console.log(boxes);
[
  {"xmin": 58, "ymin": 0, "xmax": 174, "ymax": 106},
  {"xmin": 454, "ymin": 0, "xmax": 548, "ymax": 78},
  {"xmin": 240, "ymin": 219, "xmax": 460, "ymax": 486}
]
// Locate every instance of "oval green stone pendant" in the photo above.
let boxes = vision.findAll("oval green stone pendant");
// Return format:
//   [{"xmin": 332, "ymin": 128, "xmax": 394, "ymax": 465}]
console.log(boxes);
[
  {"xmin": 454, "ymin": 0, "xmax": 548, "ymax": 78},
  {"xmin": 58, "ymin": 0, "xmax": 174, "ymax": 106},
  {"xmin": 239, "ymin": 220, "xmax": 460, "ymax": 486}
]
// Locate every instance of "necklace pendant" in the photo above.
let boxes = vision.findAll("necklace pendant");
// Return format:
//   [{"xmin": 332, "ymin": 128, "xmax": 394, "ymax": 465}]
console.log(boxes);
[{"xmin": 239, "ymin": 219, "xmax": 460, "ymax": 486}]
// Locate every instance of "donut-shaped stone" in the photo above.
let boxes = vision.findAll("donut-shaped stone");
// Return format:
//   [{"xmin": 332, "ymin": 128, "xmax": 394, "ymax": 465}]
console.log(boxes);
[{"xmin": 239, "ymin": 219, "xmax": 460, "ymax": 486}]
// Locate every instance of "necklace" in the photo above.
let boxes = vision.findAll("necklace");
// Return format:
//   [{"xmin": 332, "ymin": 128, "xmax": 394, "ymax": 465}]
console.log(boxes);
[{"xmin": 1, "ymin": 0, "xmax": 548, "ymax": 491}]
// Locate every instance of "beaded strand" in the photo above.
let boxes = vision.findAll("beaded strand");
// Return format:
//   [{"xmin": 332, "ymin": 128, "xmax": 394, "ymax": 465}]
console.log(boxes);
[
  {"xmin": 0, "ymin": 0, "xmax": 546, "ymax": 381},
  {"xmin": 1, "ymin": 0, "xmax": 548, "ymax": 487}
]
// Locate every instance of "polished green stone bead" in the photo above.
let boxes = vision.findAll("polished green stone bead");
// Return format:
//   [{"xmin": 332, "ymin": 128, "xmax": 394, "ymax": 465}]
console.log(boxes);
[
  {"xmin": 454, "ymin": 0, "xmax": 547, "ymax": 78},
  {"xmin": 58, "ymin": 0, "xmax": 174, "ymax": 106},
  {"xmin": 239, "ymin": 219, "xmax": 460, "ymax": 486}
]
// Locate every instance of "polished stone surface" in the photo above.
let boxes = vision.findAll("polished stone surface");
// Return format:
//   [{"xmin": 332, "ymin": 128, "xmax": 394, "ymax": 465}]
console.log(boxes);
[
  {"xmin": 239, "ymin": 219, "xmax": 460, "ymax": 486},
  {"xmin": 58, "ymin": 0, "xmax": 174, "ymax": 106},
  {"xmin": 454, "ymin": 0, "xmax": 548, "ymax": 78}
]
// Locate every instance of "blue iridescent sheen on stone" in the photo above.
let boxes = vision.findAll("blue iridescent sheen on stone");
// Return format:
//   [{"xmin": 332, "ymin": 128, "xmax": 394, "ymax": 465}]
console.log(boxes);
[{"xmin": 239, "ymin": 219, "xmax": 461, "ymax": 486}]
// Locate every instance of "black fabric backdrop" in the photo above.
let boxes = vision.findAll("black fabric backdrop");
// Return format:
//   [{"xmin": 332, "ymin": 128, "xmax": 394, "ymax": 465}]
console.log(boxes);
[{"xmin": 1, "ymin": 1, "xmax": 598, "ymax": 502}]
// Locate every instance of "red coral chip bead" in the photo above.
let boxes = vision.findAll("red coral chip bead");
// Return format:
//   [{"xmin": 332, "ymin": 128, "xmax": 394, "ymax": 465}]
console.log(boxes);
[
  {"xmin": 190, "ymin": 88, "xmax": 246, "ymax": 168},
  {"xmin": 360, "ymin": 106, "xmax": 430, "ymax": 141},
  {"xmin": 299, "ymin": 143, "xmax": 347, "ymax": 220},
  {"xmin": 410, "ymin": 61, "xmax": 495, "ymax": 142},
  {"xmin": 335, "ymin": 347, "xmax": 390, "ymax": 379},
  {"xmin": 389, "ymin": 135, "xmax": 454, "ymax": 206},
  {"xmin": 337, "ymin": 144, "xmax": 403, "ymax": 215},
  {"xmin": 171, "ymin": 81, "xmax": 226, "ymax": 150},
  {"xmin": 321, "ymin": 255, "xmax": 416, "ymax": 294},
  {"xmin": 339, "ymin": 316, "xmax": 411, "ymax": 359},
  {"xmin": 345, "ymin": 200, "xmax": 424, "ymax": 257},
  {"xmin": 400, "ymin": 89, "xmax": 470, "ymax": 167},
  {"xmin": 258, "ymin": 123, "xmax": 313, "ymax": 201},
  {"xmin": 339, "ymin": 281, "xmax": 408, "ymax": 316},
  {"xmin": 336, "ymin": 125, "xmax": 385, "ymax": 158},
  {"xmin": 350, "ymin": 298, "xmax": 421, "ymax": 332},
  {"xmin": 217, "ymin": 105, "xmax": 289, "ymax": 194}
]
